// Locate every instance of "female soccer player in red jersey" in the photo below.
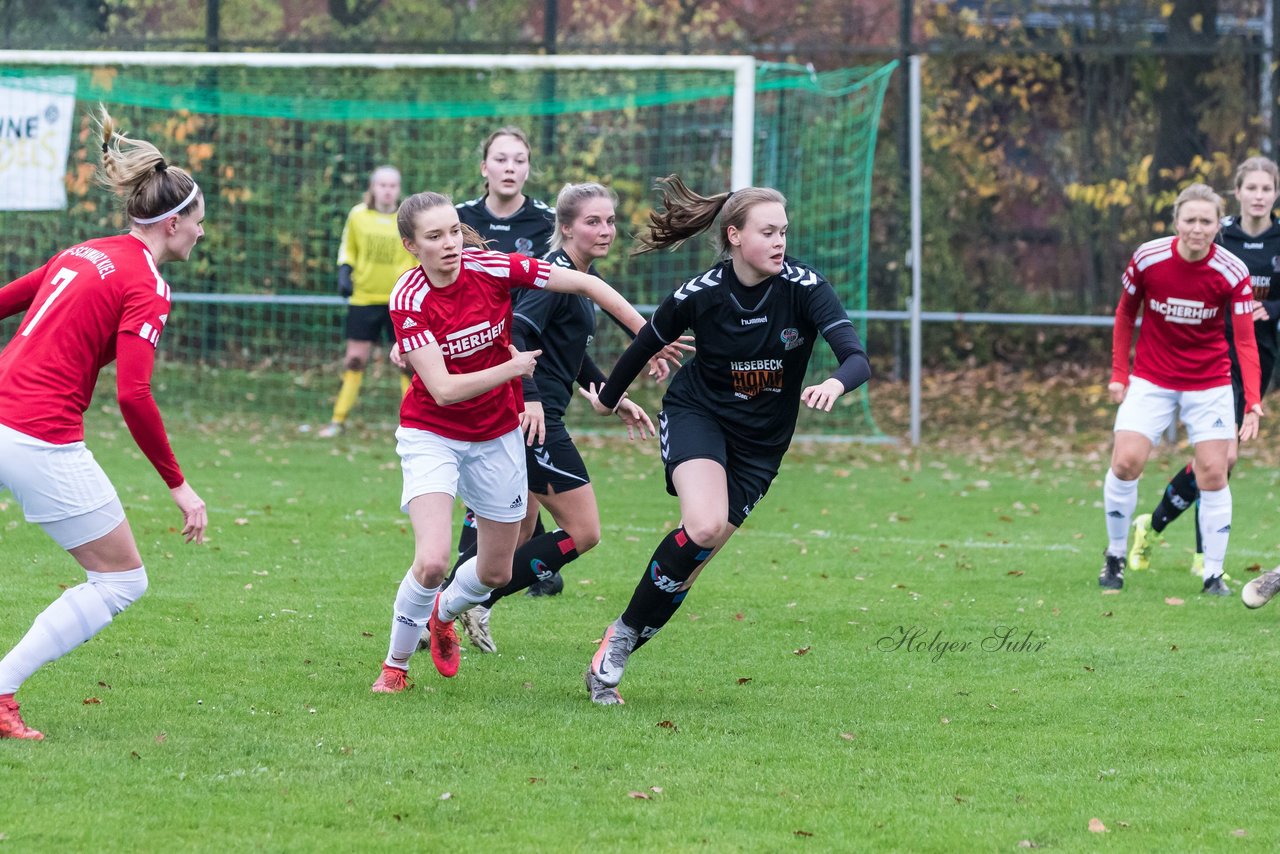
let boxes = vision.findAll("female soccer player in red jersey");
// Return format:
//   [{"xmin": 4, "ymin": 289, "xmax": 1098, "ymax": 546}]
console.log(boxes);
[
  {"xmin": 1130, "ymin": 159, "xmax": 1280, "ymax": 576},
  {"xmin": 452, "ymin": 182, "xmax": 658, "ymax": 654},
  {"xmin": 452, "ymin": 126, "xmax": 558, "ymax": 581},
  {"xmin": 1100, "ymin": 183, "xmax": 1263, "ymax": 596},
  {"xmin": 369, "ymin": 191, "xmax": 652, "ymax": 693},
  {"xmin": 580, "ymin": 176, "xmax": 871, "ymax": 705},
  {"xmin": 0, "ymin": 108, "xmax": 208, "ymax": 740}
]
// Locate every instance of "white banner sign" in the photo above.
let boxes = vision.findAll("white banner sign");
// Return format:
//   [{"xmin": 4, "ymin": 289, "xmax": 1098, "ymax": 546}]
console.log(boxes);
[{"xmin": 0, "ymin": 75, "xmax": 76, "ymax": 211}]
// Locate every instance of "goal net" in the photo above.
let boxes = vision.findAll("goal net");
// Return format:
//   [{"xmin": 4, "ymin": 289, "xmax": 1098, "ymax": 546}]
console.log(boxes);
[{"xmin": 0, "ymin": 53, "xmax": 894, "ymax": 439}]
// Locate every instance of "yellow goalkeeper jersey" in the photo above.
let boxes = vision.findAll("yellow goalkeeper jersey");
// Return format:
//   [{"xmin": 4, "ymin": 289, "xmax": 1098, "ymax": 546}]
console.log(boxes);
[{"xmin": 337, "ymin": 203, "xmax": 416, "ymax": 306}]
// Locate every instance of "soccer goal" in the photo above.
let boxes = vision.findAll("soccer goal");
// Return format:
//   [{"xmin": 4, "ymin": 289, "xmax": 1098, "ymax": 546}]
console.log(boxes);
[{"xmin": 0, "ymin": 51, "xmax": 893, "ymax": 439}]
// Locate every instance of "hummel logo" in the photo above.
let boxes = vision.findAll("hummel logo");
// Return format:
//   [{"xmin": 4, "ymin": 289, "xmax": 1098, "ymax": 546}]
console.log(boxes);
[
  {"xmin": 509, "ymin": 495, "xmax": 524, "ymax": 508},
  {"xmin": 402, "ymin": 317, "xmax": 418, "ymax": 329}
]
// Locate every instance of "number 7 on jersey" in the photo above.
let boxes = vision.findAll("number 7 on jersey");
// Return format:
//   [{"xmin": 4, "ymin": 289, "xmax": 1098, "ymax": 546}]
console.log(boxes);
[{"xmin": 21, "ymin": 267, "xmax": 77, "ymax": 337}]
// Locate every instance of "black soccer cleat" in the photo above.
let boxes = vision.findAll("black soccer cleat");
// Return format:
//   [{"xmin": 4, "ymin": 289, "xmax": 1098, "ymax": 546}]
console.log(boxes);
[
  {"xmin": 1098, "ymin": 553, "xmax": 1125, "ymax": 590},
  {"xmin": 526, "ymin": 571, "xmax": 564, "ymax": 598},
  {"xmin": 1201, "ymin": 574, "xmax": 1231, "ymax": 597}
]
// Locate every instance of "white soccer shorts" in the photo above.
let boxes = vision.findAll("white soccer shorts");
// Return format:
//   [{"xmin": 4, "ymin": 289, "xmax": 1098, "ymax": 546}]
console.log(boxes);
[
  {"xmin": 0, "ymin": 423, "xmax": 126, "ymax": 548},
  {"xmin": 1114, "ymin": 376, "xmax": 1236, "ymax": 445},
  {"xmin": 396, "ymin": 425, "xmax": 528, "ymax": 523}
]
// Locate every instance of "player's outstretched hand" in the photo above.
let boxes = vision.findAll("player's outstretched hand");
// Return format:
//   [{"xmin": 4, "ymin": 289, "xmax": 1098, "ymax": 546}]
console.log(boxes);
[
  {"xmin": 520, "ymin": 400, "xmax": 546, "ymax": 447},
  {"xmin": 1108, "ymin": 381, "xmax": 1126, "ymax": 404},
  {"xmin": 388, "ymin": 342, "xmax": 406, "ymax": 369},
  {"xmin": 1240, "ymin": 403, "xmax": 1264, "ymax": 442},
  {"xmin": 508, "ymin": 344, "xmax": 541, "ymax": 378},
  {"xmin": 647, "ymin": 336, "xmax": 695, "ymax": 381},
  {"xmin": 578, "ymin": 382, "xmax": 619, "ymax": 417},
  {"xmin": 615, "ymin": 398, "xmax": 656, "ymax": 440},
  {"xmin": 170, "ymin": 481, "xmax": 208, "ymax": 544},
  {"xmin": 801, "ymin": 378, "xmax": 845, "ymax": 412}
]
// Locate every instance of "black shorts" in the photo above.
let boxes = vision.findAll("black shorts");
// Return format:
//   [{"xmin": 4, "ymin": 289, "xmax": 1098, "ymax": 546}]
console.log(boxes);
[
  {"xmin": 659, "ymin": 405, "xmax": 784, "ymax": 527},
  {"xmin": 526, "ymin": 419, "xmax": 590, "ymax": 495},
  {"xmin": 345, "ymin": 304, "xmax": 396, "ymax": 344}
]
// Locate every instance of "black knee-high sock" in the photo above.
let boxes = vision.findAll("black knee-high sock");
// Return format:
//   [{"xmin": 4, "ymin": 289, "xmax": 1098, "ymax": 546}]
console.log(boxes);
[
  {"xmin": 620, "ymin": 527, "xmax": 714, "ymax": 651},
  {"xmin": 482, "ymin": 529, "xmax": 579, "ymax": 606},
  {"xmin": 456, "ymin": 508, "xmax": 478, "ymax": 558},
  {"xmin": 1151, "ymin": 463, "xmax": 1198, "ymax": 533},
  {"xmin": 532, "ymin": 513, "xmax": 547, "ymax": 538}
]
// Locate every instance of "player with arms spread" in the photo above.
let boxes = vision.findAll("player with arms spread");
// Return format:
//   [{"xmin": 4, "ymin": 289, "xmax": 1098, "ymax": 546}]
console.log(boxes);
[
  {"xmin": 580, "ymin": 176, "xmax": 871, "ymax": 705},
  {"xmin": 0, "ymin": 108, "xmax": 208, "ymax": 740},
  {"xmin": 369, "ymin": 191, "xmax": 652, "ymax": 693},
  {"xmin": 1099, "ymin": 183, "xmax": 1262, "ymax": 597}
]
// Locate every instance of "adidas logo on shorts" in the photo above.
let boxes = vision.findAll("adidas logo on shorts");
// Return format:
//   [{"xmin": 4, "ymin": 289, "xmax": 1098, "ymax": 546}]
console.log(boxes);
[
  {"xmin": 1213, "ymin": 417, "xmax": 1225, "ymax": 428},
  {"xmin": 509, "ymin": 495, "xmax": 524, "ymax": 509}
]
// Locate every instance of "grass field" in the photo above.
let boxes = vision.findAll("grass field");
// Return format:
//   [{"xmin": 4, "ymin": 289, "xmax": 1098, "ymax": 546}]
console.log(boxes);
[{"xmin": 3, "ymin": 406, "xmax": 1280, "ymax": 851}]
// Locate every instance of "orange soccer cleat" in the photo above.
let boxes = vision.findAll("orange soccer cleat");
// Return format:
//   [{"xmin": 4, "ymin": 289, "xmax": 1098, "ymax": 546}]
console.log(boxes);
[
  {"xmin": 0, "ymin": 694, "xmax": 44, "ymax": 740},
  {"xmin": 428, "ymin": 597, "xmax": 460, "ymax": 678},
  {"xmin": 370, "ymin": 664, "xmax": 410, "ymax": 694}
]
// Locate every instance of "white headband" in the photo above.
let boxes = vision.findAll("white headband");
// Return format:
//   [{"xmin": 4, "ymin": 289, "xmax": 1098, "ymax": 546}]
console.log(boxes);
[{"xmin": 133, "ymin": 183, "xmax": 200, "ymax": 225}]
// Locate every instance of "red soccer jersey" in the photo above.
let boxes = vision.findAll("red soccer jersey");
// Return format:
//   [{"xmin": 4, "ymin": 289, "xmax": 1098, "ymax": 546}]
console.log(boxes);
[
  {"xmin": 390, "ymin": 248, "xmax": 551, "ymax": 441},
  {"xmin": 0, "ymin": 234, "xmax": 184, "ymax": 487},
  {"xmin": 1111, "ymin": 236, "xmax": 1262, "ymax": 408}
]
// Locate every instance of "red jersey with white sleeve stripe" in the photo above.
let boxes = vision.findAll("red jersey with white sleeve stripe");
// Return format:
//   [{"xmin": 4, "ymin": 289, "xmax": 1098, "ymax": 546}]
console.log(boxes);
[
  {"xmin": 390, "ymin": 248, "xmax": 551, "ymax": 441},
  {"xmin": 1111, "ymin": 236, "xmax": 1262, "ymax": 409},
  {"xmin": 0, "ymin": 234, "xmax": 184, "ymax": 487}
]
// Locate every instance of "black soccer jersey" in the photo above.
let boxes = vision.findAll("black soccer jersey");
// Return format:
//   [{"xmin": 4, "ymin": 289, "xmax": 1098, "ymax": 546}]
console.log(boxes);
[
  {"xmin": 456, "ymin": 195, "xmax": 556, "ymax": 258},
  {"xmin": 651, "ymin": 257, "xmax": 860, "ymax": 448},
  {"xmin": 1219, "ymin": 215, "xmax": 1280, "ymax": 385},
  {"xmin": 513, "ymin": 250, "xmax": 598, "ymax": 420}
]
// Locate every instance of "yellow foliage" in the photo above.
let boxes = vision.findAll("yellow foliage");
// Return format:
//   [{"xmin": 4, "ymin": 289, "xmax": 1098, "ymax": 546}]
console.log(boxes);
[
  {"xmin": 185, "ymin": 142, "xmax": 214, "ymax": 173},
  {"xmin": 89, "ymin": 67, "xmax": 117, "ymax": 92}
]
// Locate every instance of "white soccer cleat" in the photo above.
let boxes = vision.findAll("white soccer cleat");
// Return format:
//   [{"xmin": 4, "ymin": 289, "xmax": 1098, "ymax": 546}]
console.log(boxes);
[
  {"xmin": 1242, "ymin": 568, "xmax": 1280, "ymax": 609},
  {"xmin": 458, "ymin": 604, "xmax": 496, "ymax": 653}
]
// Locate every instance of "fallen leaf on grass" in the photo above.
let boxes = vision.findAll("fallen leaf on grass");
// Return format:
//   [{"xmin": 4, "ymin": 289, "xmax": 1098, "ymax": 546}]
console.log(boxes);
[
  {"xmin": 529, "ymin": 777, "xmax": 543, "ymax": 784},
  {"xmin": 439, "ymin": 792, "xmax": 451, "ymax": 801},
  {"xmin": 361, "ymin": 631, "xmax": 373, "ymax": 637},
  {"xmin": 1246, "ymin": 564, "xmax": 1262, "ymax": 574},
  {"xmin": 1101, "ymin": 589, "xmax": 1121, "ymax": 595},
  {"xmin": 1164, "ymin": 597, "xmax": 1184, "ymax": 606},
  {"xmin": 1017, "ymin": 841, "xmax": 1039, "ymax": 849},
  {"xmin": 1101, "ymin": 611, "xmax": 1113, "ymax": 617},
  {"xmin": 940, "ymin": 717, "xmax": 951, "ymax": 724},
  {"xmin": 1007, "ymin": 570, "xmax": 1024, "ymax": 577},
  {"xmin": 794, "ymin": 830, "xmax": 813, "ymax": 837},
  {"xmin": 83, "ymin": 697, "xmax": 100, "ymax": 705},
  {"xmin": 793, "ymin": 646, "xmax": 811, "ymax": 656},
  {"xmin": 734, "ymin": 612, "xmax": 745, "ymax": 621},
  {"xmin": 840, "ymin": 732, "xmax": 856, "ymax": 741},
  {"xmin": 1232, "ymin": 829, "xmax": 1248, "ymax": 837},
  {"xmin": 235, "ymin": 518, "xmax": 249, "ymax": 526},
  {"xmin": 736, "ymin": 677, "xmax": 752, "ymax": 685},
  {"xmin": 627, "ymin": 791, "xmax": 651, "ymax": 800},
  {"xmin": 1088, "ymin": 818, "xmax": 1107, "ymax": 833},
  {"xmin": 97, "ymin": 681, "xmax": 111, "ymax": 689},
  {"xmin": 656, "ymin": 720, "xmax": 679, "ymax": 732},
  {"xmin": 155, "ymin": 732, "xmax": 167, "ymax": 744}
]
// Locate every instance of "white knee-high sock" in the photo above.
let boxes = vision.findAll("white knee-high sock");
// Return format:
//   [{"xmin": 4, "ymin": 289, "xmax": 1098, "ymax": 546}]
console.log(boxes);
[
  {"xmin": 0, "ymin": 567, "xmax": 148, "ymax": 695},
  {"xmin": 385, "ymin": 569, "xmax": 437, "ymax": 671},
  {"xmin": 1198, "ymin": 486, "xmax": 1232, "ymax": 578},
  {"xmin": 1104, "ymin": 469, "xmax": 1140, "ymax": 555},
  {"xmin": 437, "ymin": 556, "xmax": 493, "ymax": 622}
]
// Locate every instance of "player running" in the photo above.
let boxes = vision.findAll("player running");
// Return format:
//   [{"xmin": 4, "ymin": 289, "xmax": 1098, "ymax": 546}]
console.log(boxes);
[
  {"xmin": 452, "ymin": 127, "xmax": 559, "ymax": 587},
  {"xmin": 0, "ymin": 108, "xmax": 209, "ymax": 740},
  {"xmin": 1130, "ymin": 158, "xmax": 1280, "ymax": 576},
  {"xmin": 369, "ymin": 191, "xmax": 651, "ymax": 693},
  {"xmin": 579, "ymin": 176, "xmax": 871, "ymax": 705},
  {"xmin": 1099, "ymin": 183, "xmax": 1262, "ymax": 596},
  {"xmin": 453, "ymin": 182, "xmax": 670, "ymax": 654}
]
